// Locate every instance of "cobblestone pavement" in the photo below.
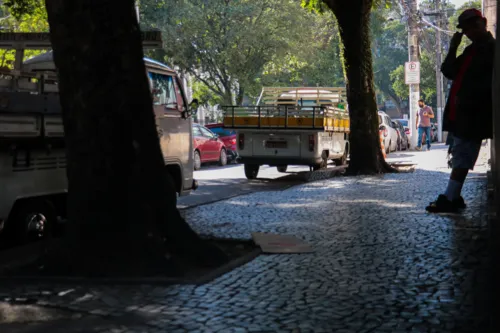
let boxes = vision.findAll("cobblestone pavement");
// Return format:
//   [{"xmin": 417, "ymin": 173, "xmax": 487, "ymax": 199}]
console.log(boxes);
[{"xmin": 0, "ymin": 144, "xmax": 493, "ymax": 333}]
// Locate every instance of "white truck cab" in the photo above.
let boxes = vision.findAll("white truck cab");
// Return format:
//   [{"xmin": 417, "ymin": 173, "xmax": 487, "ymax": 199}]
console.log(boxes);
[{"xmin": 0, "ymin": 32, "xmax": 197, "ymax": 247}]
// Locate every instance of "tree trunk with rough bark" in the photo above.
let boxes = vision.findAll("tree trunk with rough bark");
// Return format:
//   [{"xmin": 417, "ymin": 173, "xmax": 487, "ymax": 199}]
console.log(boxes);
[
  {"xmin": 42, "ymin": 0, "xmax": 227, "ymax": 276},
  {"xmin": 324, "ymin": 0, "xmax": 395, "ymax": 174}
]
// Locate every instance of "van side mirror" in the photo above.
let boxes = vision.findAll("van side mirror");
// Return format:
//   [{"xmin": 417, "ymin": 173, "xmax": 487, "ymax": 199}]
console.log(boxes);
[
  {"xmin": 182, "ymin": 99, "xmax": 199, "ymax": 119},
  {"xmin": 189, "ymin": 99, "xmax": 199, "ymax": 111}
]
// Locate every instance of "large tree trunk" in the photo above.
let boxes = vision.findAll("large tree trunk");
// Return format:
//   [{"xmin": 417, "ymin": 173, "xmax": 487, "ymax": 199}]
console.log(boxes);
[
  {"xmin": 42, "ymin": 0, "xmax": 226, "ymax": 276},
  {"xmin": 325, "ymin": 0, "xmax": 395, "ymax": 174}
]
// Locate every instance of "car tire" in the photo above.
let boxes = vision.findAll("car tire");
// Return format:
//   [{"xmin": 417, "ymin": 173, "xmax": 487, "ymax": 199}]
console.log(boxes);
[
  {"xmin": 397, "ymin": 139, "xmax": 401, "ymax": 151},
  {"xmin": 194, "ymin": 150, "xmax": 202, "ymax": 170},
  {"xmin": 219, "ymin": 149, "xmax": 227, "ymax": 166},
  {"xmin": 14, "ymin": 200, "xmax": 56, "ymax": 245},
  {"xmin": 244, "ymin": 164, "xmax": 259, "ymax": 179},
  {"xmin": 277, "ymin": 165, "xmax": 288, "ymax": 173}
]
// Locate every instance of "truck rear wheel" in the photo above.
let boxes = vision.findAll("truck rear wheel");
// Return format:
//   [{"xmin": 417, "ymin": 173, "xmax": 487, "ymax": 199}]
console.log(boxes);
[
  {"xmin": 277, "ymin": 165, "xmax": 288, "ymax": 173},
  {"xmin": 333, "ymin": 148, "xmax": 348, "ymax": 166},
  {"xmin": 244, "ymin": 164, "xmax": 259, "ymax": 179},
  {"xmin": 312, "ymin": 158, "xmax": 328, "ymax": 171}
]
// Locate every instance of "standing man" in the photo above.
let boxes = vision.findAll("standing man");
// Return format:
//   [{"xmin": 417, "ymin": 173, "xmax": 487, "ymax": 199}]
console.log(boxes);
[
  {"xmin": 415, "ymin": 99, "xmax": 434, "ymax": 151},
  {"xmin": 426, "ymin": 8, "xmax": 495, "ymax": 213}
]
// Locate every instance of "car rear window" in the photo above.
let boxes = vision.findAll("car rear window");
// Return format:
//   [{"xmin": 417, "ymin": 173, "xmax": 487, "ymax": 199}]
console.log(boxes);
[{"xmin": 209, "ymin": 127, "xmax": 235, "ymax": 137}]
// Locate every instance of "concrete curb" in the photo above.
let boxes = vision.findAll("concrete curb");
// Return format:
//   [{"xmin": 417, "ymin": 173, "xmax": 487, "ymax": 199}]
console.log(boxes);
[{"xmin": 0, "ymin": 237, "xmax": 261, "ymax": 286}]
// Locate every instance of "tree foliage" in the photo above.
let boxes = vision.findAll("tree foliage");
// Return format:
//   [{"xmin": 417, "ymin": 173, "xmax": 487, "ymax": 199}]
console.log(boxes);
[
  {"xmin": 142, "ymin": 0, "xmax": 329, "ymax": 105},
  {"xmin": 371, "ymin": 6, "xmax": 407, "ymax": 112},
  {"xmin": 380, "ymin": 0, "xmax": 482, "ymax": 110}
]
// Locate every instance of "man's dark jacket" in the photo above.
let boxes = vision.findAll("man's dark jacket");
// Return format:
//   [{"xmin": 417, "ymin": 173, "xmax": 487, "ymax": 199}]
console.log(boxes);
[{"xmin": 441, "ymin": 32, "xmax": 495, "ymax": 141}]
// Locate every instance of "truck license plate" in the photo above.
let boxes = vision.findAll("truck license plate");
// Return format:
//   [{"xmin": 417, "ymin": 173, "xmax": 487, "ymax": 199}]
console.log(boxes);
[{"xmin": 265, "ymin": 141, "xmax": 287, "ymax": 149}]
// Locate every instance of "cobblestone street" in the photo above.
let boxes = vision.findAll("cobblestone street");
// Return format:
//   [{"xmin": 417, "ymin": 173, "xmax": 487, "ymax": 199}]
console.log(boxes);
[{"xmin": 0, "ymin": 144, "xmax": 493, "ymax": 333}]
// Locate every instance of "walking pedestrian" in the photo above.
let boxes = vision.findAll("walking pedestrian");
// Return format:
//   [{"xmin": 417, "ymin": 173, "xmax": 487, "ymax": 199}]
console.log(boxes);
[
  {"xmin": 426, "ymin": 8, "xmax": 495, "ymax": 213},
  {"xmin": 415, "ymin": 99, "xmax": 434, "ymax": 151}
]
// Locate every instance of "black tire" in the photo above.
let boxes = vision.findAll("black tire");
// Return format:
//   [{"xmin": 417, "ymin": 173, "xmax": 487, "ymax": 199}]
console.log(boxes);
[
  {"xmin": 397, "ymin": 139, "xmax": 401, "ymax": 151},
  {"xmin": 14, "ymin": 200, "xmax": 56, "ymax": 245},
  {"xmin": 194, "ymin": 150, "xmax": 201, "ymax": 170},
  {"xmin": 277, "ymin": 165, "xmax": 288, "ymax": 173},
  {"xmin": 219, "ymin": 149, "xmax": 227, "ymax": 166},
  {"xmin": 333, "ymin": 148, "xmax": 348, "ymax": 166},
  {"xmin": 312, "ymin": 158, "xmax": 328, "ymax": 171},
  {"xmin": 244, "ymin": 164, "xmax": 259, "ymax": 179}
]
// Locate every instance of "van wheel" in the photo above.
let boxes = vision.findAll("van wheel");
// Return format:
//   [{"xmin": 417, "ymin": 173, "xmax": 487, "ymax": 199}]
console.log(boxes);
[
  {"xmin": 219, "ymin": 149, "xmax": 227, "ymax": 166},
  {"xmin": 277, "ymin": 165, "xmax": 288, "ymax": 173},
  {"xmin": 194, "ymin": 150, "xmax": 201, "ymax": 170},
  {"xmin": 244, "ymin": 164, "xmax": 259, "ymax": 179},
  {"xmin": 15, "ymin": 200, "xmax": 56, "ymax": 245}
]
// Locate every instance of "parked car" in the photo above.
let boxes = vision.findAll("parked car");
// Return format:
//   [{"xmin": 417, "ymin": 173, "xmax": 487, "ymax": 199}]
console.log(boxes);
[
  {"xmin": 394, "ymin": 120, "xmax": 410, "ymax": 150},
  {"xmin": 393, "ymin": 118, "xmax": 411, "ymax": 140},
  {"xmin": 204, "ymin": 123, "xmax": 238, "ymax": 162},
  {"xmin": 378, "ymin": 111, "xmax": 398, "ymax": 154},
  {"xmin": 192, "ymin": 124, "xmax": 228, "ymax": 170},
  {"xmin": 430, "ymin": 123, "xmax": 438, "ymax": 142}
]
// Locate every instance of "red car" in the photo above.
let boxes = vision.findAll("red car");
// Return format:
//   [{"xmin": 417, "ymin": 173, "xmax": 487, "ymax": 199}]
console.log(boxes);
[
  {"xmin": 192, "ymin": 123, "xmax": 228, "ymax": 170},
  {"xmin": 204, "ymin": 123, "xmax": 238, "ymax": 162}
]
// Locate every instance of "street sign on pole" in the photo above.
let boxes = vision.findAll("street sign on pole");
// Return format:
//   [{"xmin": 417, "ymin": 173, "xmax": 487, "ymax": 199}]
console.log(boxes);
[{"xmin": 405, "ymin": 61, "xmax": 421, "ymax": 85}]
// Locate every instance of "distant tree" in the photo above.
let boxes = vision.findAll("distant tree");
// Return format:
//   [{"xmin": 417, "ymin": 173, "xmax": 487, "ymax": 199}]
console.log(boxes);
[
  {"xmin": 142, "ymin": 0, "xmax": 315, "ymax": 105},
  {"xmin": 303, "ymin": 0, "xmax": 395, "ymax": 174}
]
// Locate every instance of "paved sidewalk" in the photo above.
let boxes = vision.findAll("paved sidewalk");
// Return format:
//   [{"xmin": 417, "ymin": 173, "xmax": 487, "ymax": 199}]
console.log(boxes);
[{"xmin": 0, "ymin": 144, "xmax": 493, "ymax": 333}]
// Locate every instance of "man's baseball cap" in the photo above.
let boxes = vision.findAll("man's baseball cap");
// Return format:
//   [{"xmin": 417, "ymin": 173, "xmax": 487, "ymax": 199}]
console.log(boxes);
[{"xmin": 457, "ymin": 8, "xmax": 484, "ymax": 29}]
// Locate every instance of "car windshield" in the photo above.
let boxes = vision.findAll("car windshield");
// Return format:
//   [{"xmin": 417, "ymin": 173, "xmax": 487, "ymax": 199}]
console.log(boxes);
[
  {"xmin": 396, "ymin": 119, "xmax": 408, "ymax": 127},
  {"xmin": 209, "ymin": 127, "xmax": 235, "ymax": 137}
]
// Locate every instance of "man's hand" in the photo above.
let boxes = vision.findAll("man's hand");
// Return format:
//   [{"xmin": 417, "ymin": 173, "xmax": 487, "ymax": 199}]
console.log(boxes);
[{"xmin": 450, "ymin": 32, "xmax": 463, "ymax": 49}]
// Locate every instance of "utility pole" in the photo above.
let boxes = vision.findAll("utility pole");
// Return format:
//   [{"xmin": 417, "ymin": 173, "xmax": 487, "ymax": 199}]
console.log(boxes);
[
  {"xmin": 434, "ymin": 0, "xmax": 444, "ymax": 143},
  {"xmin": 408, "ymin": 0, "xmax": 420, "ymax": 149}
]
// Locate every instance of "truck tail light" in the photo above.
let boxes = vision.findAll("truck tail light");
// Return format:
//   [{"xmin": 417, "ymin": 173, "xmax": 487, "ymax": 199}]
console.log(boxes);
[
  {"xmin": 308, "ymin": 134, "xmax": 315, "ymax": 152},
  {"xmin": 238, "ymin": 133, "xmax": 245, "ymax": 150}
]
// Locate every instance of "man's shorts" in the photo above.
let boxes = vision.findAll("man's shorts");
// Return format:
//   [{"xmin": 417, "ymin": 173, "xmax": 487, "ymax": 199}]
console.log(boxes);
[{"xmin": 451, "ymin": 136, "xmax": 483, "ymax": 170}]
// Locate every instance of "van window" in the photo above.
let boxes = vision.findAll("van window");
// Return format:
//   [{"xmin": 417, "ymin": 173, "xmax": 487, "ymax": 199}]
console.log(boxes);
[{"xmin": 148, "ymin": 72, "xmax": 178, "ymax": 110}]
